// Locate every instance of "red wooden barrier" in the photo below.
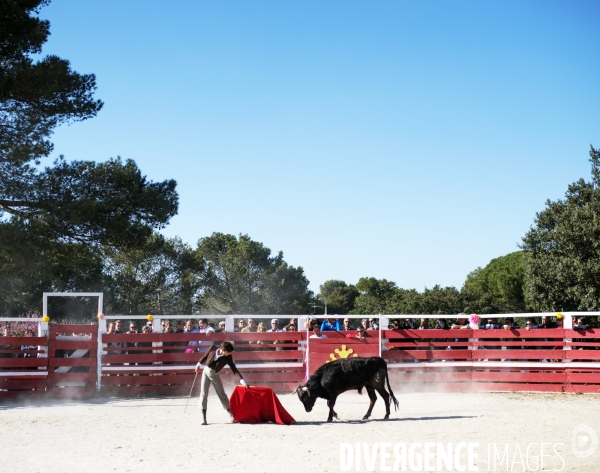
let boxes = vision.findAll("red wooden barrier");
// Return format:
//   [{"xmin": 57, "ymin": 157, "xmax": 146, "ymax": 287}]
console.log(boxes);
[
  {"xmin": 100, "ymin": 331, "xmax": 307, "ymax": 396},
  {"xmin": 381, "ymin": 328, "xmax": 600, "ymax": 393},
  {"xmin": 307, "ymin": 331, "xmax": 379, "ymax": 374},
  {"xmin": 4, "ymin": 323, "xmax": 600, "ymax": 400},
  {"xmin": 47, "ymin": 324, "xmax": 98, "ymax": 398},
  {"xmin": 0, "ymin": 335, "xmax": 48, "ymax": 399}
]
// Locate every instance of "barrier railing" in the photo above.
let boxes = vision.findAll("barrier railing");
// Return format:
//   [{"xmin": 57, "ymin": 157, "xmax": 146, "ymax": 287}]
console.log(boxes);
[
  {"xmin": 47, "ymin": 324, "xmax": 98, "ymax": 397},
  {"xmin": 380, "ymin": 328, "xmax": 600, "ymax": 393},
  {"xmin": 3, "ymin": 317, "xmax": 600, "ymax": 399},
  {"xmin": 100, "ymin": 331, "xmax": 306, "ymax": 396},
  {"xmin": 0, "ymin": 335, "xmax": 48, "ymax": 399}
]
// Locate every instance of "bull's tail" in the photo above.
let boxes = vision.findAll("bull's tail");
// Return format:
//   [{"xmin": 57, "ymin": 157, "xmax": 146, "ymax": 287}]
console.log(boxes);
[{"xmin": 385, "ymin": 364, "xmax": 399, "ymax": 411}]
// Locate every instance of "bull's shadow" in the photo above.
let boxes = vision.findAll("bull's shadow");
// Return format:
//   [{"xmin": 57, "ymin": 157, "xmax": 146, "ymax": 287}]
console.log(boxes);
[{"xmin": 293, "ymin": 415, "xmax": 477, "ymax": 425}]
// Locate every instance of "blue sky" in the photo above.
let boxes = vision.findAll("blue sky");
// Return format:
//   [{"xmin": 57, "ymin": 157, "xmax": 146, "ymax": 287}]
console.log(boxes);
[{"xmin": 40, "ymin": 0, "xmax": 600, "ymax": 293}]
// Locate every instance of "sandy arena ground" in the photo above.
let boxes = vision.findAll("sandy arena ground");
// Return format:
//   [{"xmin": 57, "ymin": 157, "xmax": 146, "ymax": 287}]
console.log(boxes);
[{"xmin": 1, "ymin": 389, "xmax": 599, "ymax": 473}]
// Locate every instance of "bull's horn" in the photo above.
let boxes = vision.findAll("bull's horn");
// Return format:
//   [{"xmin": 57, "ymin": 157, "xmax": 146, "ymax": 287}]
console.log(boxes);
[{"xmin": 291, "ymin": 386, "xmax": 300, "ymax": 395}]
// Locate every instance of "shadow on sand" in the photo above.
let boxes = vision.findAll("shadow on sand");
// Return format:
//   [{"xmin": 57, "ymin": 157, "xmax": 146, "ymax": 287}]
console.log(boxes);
[{"xmin": 293, "ymin": 415, "xmax": 477, "ymax": 426}]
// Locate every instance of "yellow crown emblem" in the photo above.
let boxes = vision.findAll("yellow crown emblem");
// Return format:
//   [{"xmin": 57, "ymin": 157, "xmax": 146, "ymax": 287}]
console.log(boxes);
[{"xmin": 328, "ymin": 344, "xmax": 359, "ymax": 362}]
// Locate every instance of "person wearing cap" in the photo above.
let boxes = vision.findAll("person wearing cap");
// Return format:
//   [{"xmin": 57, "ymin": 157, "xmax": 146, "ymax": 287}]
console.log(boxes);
[{"xmin": 195, "ymin": 341, "xmax": 246, "ymax": 425}]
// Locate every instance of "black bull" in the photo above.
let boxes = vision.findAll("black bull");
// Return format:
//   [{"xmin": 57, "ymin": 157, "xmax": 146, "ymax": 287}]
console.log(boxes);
[{"xmin": 293, "ymin": 357, "xmax": 399, "ymax": 422}]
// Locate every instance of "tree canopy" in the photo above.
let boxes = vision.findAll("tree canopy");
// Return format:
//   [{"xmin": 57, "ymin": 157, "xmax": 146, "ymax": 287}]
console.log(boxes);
[
  {"xmin": 461, "ymin": 251, "xmax": 527, "ymax": 314},
  {"xmin": 0, "ymin": 0, "xmax": 178, "ymax": 248},
  {"xmin": 195, "ymin": 233, "xmax": 312, "ymax": 315},
  {"xmin": 104, "ymin": 234, "xmax": 202, "ymax": 316},
  {"xmin": 521, "ymin": 146, "xmax": 600, "ymax": 311},
  {"xmin": 318, "ymin": 280, "xmax": 358, "ymax": 315}
]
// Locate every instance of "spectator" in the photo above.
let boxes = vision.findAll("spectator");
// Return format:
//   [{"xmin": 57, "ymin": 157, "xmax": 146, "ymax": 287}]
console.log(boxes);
[
  {"xmin": 404, "ymin": 318, "xmax": 415, "ymax": 329},
  {"xmin": 175, "ymin": 320, "xmax": 185, "ymax": 333},
  {"xmin": 310, "ymin": 325, "xmax": 328, "ymax": 339},
  {"xmin": 573, "ymin": 317, "xmax": 590, "ymax": 330},
  {"xmin": 184, "ymin": 320, "xmax": 197, "ymax": 333},
  {"xmin": 241, "ymin": 318, "xmax": 257, "ymax": 345},
  {"xmin": 308, "ymin": 317, "xmax": 319, "ymax": 331},
  {"xmin": 483, "ymin": 318, "xmax": 500, "ymax": 329},
  {"xmin": 368, "ymin": 318, "xmax": 379, "ymax": 330},
  {"xmin": 555, "ymin": 317, "xmax": 564, "ymax": 329},
  {"xmin": 361, "ymin": 319, "xmax": 368, "ymax": 330},
  {"xmin": 503, "ymin": 317, "xmax": 520, "ymax": 330},
  {"xmin": 283, "ymin": 324, "xmax": 297, "ymax": 350},
  {"xmin": 353, "ymin": 326, "xmax": 368, "ymax": 340},
  {"xmin": 283, "ymin": 318, "xmax": 298, "ymax": 331},
  {"xmin": 255, "ymin": 322, "xmax": 268, "ymax": 349},
  {"xmin": 539, "ymin": 315, "xmax": 557, "ymax": 329},
  {"xmin": 267, "ymin": 319, "xmax": 283, "ymax": 333},
  {"xmin": 106, "ymin": 322, "xmax": 121, "ymax": 356},
  {"xmin": 524, "ymin": 318, "xmax": 538, "ymax": 331},
  {"xmin": 418, "ymin": 319, "xmax": 429, "ymax": 330},
  {"xmin": 267, "ymin": 318, "xmax": 283, "ymax": 349},
  {"xmin": 197, "ymin": 318, "xmax": 215, "ymax": 353},
  {"xmin": 341, "ymin": 318, "xmax": 353, "ymax": 331},
  {"xmin": 241, "ymin": 318, "xmax": 257, "ymax": 333},
  {"xmin": 390, "ymin": 319, "xmax": 401, "ymax": 330},
  {"xmin": 136, "ymin": 325, "xmax": 153, "ymax": 367},
  {"xmin": 236, "ymin": 319, "xmax": 246, "ymax": 332},
  {"xmin": 172, "ymin": 320, "xmax": 189, "ymax": 360},
  {"xmin": 125, "ymin": 322, "xmax": 139, "ymax": 354},
  {"xmin": 320, "ymin": 318, "xmax": 341, "ymax": 331},
  {"xmin": 451, "ymin": 313, "xmax": 469, "ymax": 330},
  {"xmin": 434, "ymin": 319, "xmax": 448, "ymax": 329},
  {"xmin": 163, "ymin": 321, "xmax": 178, "ymax": 354},
  {"xmin": 114, "ymin": 320, "xmax": 124, "ymax": 334},
  {"xmin": 216, "ymin": 321, "xmax": 227, "ymax": 333},
  {"xmin": 185, "ymin": 319, "xmax": 199, "ymax": 348}
]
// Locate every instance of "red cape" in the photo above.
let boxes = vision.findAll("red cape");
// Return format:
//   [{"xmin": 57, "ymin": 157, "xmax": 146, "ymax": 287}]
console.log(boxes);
[{"xmin": 229, "ymin": 385, "xmax": 295, "ymax": 425}]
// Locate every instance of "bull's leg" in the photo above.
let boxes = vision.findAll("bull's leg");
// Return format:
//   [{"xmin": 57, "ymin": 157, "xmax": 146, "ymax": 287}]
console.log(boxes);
[
  {"xmin": 374, "ymin": 383, "xmax": 391, "ymax": 419},
  {"xmin": 327, "ymin": 394, "xmax": 338, "ymax": 422},
  {"xmin": 363, "ymin": 386, "xmax": 377, "ymax": 420}
]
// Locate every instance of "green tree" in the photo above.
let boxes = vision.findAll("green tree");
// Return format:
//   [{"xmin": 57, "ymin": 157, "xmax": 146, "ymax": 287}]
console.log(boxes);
[
  {"xmin": 318, "ymin": 280, "xmax": 358, "ymax": 314},
  {"xmin": 0, "ymin": 221, "xmax": 105, "ymax": 317},
  {"xmin": 196, "ymin": 233, "xmax": 312, "ymax": 315},
  {"xmin": 350, "ymin": 277, "xmax": 398, "ymax": 315},
  {"xmin": 385, "ymin": 285, "xmax": 464, "ymax": 315},
  {"xmin": 0, "ymin": 1, "xmax": 178, "ymax": 248},
  {"xmin": 1, "ymin": 0, "xmax": 102, "ymax": 165},
  {"xmin": 521, "ymin": 146, "xmax": 600, "ymax": 311},
  {"xmin": 104, "ymin": 234, "xmax": 203, "ymax": 316},
  {"xmin": 461, "ymin": 252, "xmax": 527, "ymax": 314}
]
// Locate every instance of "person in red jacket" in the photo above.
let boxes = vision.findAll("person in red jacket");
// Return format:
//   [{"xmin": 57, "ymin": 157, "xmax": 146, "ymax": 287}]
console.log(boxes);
[{"xmin": 195, "ymin": 341, "xmax": 246, "ymax": 425}]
